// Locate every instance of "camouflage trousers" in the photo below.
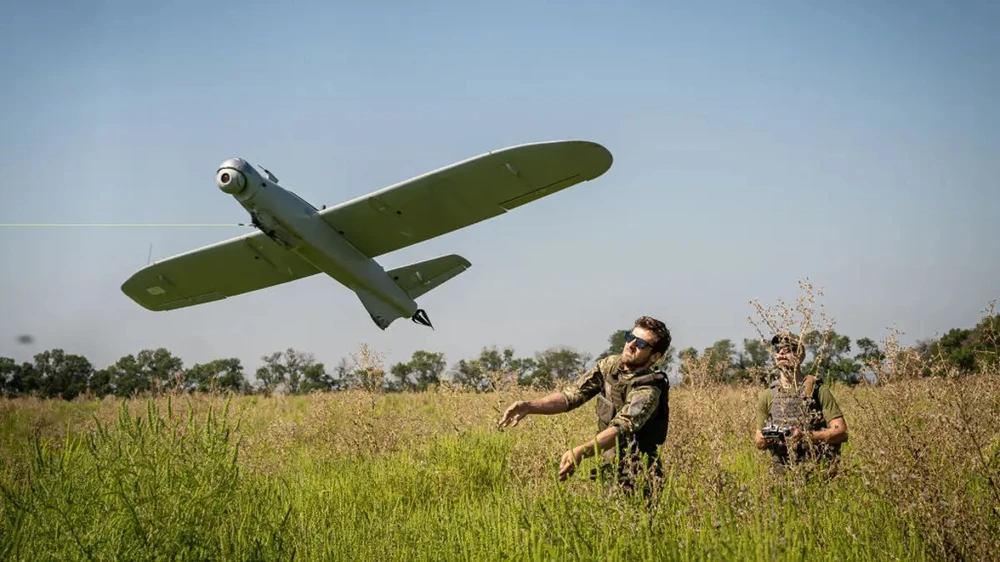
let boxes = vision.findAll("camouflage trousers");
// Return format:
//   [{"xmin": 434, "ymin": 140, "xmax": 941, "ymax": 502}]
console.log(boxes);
[{"xmin": 589, "ymin": 450, "xmax": 664, "ymax": 498}]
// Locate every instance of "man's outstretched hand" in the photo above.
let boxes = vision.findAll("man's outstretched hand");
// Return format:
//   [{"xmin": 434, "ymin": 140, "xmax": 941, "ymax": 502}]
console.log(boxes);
[
  {"xmin": 498, "ymin": 400, "xmax": 530, "ymax": 428},
  {"xmin": 558, "ymin": 448, "xmax": 583, "ymax": 480},
  {"xmin": 497, "ymin": 392, "xmax": 571, "ymax": 429}
]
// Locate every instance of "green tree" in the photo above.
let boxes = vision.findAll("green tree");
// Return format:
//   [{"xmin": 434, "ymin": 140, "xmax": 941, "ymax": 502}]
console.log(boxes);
[
  {"xmin": 802, "ymin": 330, "xmax": 862, "ymax": 384},
  {"xmin": 31, "ymin": 349, "xmax": 93, "ymax": 400},
  {"xmin": 331, "ymin": 357, "xmax": 359, "ymax": 390},
  {"xmin": 526, "ymin": 347, "xmax": 591, "ymax": 390},
  {"xmin": 450, "ymin": 358, "xmax": 486, "ymax": 391},
  {"xmin": 707, "ymin": 339, "xmax": 738, "ymax": 382},
  {"xmin": 735, "ymin": 338, "xmax": 771, "ymax": 383},
  {"xmin": 389, "ymin": 350, "xmax": 446, "ymax": 391},
  {"xmin": 0, "ymin": 357, "xmax": 15, "ymax": 395},
  {"xmin": 255, "ymin": 348, "xmax": 330, "ymax": 394},
  {"xmin": 299, "ymin": 360, "xmax": 337, "ymax": 393},
  {"xmin": 184, "ymin": 358, "xmax": 250, "ymax": 393},
  {"xmin": 677, "ymin": 347, "xmax": 699, "ymax": 385},
  {"xmin": 596, "ymin": 330, "xmax": 629, "ymax": 361},
  {"xmin": 88, "ymin": 367, "xmax": 113, "ymax": 397},
  {"xmin": 0, "ymin": 357, "xmax": 25, "ymax": 396},
  {"xmin": 854, "ymin": 337, "xmax": 885, "ymax": 382},
  {"xmin": 105, "ymin": 348, "xmax": 184, "ymax": 397},
  {"xmin": 969, "ymin": 313, "xmax": 999, "ymax": 370},
  {"xmin": 914, "ymin": 313, "xmax": 1000, "ymax": 376},
  {"xmin": 449, "ymin": 346, "xmax": 537, "ymax": 391}
]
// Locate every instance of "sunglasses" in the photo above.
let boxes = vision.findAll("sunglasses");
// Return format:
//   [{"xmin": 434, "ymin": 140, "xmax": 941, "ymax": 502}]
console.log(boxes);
[
  {"xmin": 773, "ymin": 343, "xmax": 800, "ymax": 353},
  {"xmin": 625, "ymin": 332, "xmax": 655, "ymax": 350}
]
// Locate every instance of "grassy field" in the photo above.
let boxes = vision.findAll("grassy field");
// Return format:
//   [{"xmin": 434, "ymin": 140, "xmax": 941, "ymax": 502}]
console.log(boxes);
[{"xmin": 1, "ymin": 369, "xmax": 998, "ymax": 561}]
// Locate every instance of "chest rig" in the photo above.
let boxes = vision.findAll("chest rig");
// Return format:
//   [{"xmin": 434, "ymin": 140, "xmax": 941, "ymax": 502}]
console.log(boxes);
[
  {"xmin": 767, "ymin": 374, "xmax": 839, "ymax": 463},
  {"xmin": 769, "ymin": 375, "xmax": 824, "ymax": 431},
  {"xmin": 594, "ymin": 356, "xmax": 670, "ymax": 460}
]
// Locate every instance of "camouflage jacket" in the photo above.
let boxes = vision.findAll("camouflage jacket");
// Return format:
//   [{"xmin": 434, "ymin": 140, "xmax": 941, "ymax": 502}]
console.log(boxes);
[{"xmin": 561, "ymin": 354, "xmax": 669, "ymax": 458}]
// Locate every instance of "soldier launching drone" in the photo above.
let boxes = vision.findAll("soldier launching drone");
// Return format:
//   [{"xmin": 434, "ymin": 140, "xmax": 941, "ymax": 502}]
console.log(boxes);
[{"xmin": 498, "ymin": 316, "xmax": 671, "ymax": 494}]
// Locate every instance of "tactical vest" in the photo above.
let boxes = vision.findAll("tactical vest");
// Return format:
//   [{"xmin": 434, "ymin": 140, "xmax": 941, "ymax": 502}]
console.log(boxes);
[
  {"xmin": 594, "ymin": 357, "xmax": 670, "ymax": 461},
  {"xmin": 767, "ymin": 375, "xmax": 840, "ymax": 464}
]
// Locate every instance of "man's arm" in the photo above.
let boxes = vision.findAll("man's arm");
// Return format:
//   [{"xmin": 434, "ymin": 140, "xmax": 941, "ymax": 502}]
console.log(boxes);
[
  {"xmin": 521, "ymin": 391, "xmax": 572, "ymax": 415},
  {"xmin": 498, "ymin": 362, "xmax": 603, "ymax": 428},
  {"xmin": 498, "ymin": 392, "xmax": 568, "ymax": 428},
  {"xmin": 558, "ymin": 385, "xmax": 661, "ymax": 479},
  {"xmin": 807, "ymin": 416, "xmax": 848, "ymax": 445},
  {"xmin": 528, "ymin": 392, "xmax": 571, "ymax": 414},
  {"xmin": 560, "ymin": 425, "xmax": 620, "ymax": 479},
  {"xmin": 809, "ymin": 386, "xmax": 848, "ymax": 445}
]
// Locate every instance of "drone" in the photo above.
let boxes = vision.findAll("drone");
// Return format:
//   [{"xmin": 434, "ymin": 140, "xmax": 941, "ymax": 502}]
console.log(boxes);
[{"xmin": 121, "ymin": 140, "xmax": 613, "ymax": 330}]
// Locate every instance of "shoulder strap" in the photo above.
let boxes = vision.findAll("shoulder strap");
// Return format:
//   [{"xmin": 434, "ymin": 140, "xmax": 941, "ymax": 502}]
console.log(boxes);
[
  {"xmin": 628, "ymin": 372, "xmax": 667, "ymax": 387},
  {"xmin": 802, "ymin": 375, "xmax": 817, "ymax": 399}
]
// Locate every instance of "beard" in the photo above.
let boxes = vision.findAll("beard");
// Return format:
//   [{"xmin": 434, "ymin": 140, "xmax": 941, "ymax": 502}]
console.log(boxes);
[
  {"xmin": 621, "ymin": 351, "xmax": 652, "ymax": 371},
  {"xmin": 776, "ymin": 359, "xmax": 801, "ymax": 389}
]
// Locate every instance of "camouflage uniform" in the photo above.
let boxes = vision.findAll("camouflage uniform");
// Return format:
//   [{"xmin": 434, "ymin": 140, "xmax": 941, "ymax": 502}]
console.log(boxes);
[
  {"xmin": 561, "ymin": 354, "xmax": 669, "ymax": 491},
  {"xmin": 756, "ymin": 373, "xmax": 845, "ymax": 474}
]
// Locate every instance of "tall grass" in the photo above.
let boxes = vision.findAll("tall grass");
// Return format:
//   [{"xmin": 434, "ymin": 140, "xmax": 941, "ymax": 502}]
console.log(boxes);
[
  {"xmin": 1, "ymin": 288, "xmax": 998, "ymax": 560},
  {"xmin": 1, "ymin": 373, "xmax": 997, "ymax": 560}
]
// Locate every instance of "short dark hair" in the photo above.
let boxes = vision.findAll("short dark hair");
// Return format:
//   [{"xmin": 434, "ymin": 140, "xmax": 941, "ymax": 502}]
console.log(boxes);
[{"xmin": 635, "ymin": 315, "xmax": 671, "ymax": 355}]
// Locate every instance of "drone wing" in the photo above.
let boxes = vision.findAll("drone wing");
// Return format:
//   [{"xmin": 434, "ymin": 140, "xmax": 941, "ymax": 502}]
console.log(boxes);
[
  {"xmin": 317, "ymin": 140, "xmax": 612, "ymax": 257},
  {"xmin": 121, "ymin": 230, "xmax": 320, "ymax": 311}
]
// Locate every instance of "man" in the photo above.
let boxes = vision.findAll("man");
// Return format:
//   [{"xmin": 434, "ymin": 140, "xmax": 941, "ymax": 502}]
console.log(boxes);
[
  {"xmin": 754, "ymin": 332, "xmax": 849, "ymax": 474},
  {"xmin": 498, "ymin": 316, "xmax": 672, "ymax": 491}
]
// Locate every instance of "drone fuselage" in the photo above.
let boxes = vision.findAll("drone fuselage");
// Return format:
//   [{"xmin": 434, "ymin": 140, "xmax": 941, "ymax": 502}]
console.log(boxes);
[{"xmin": 214, "ymin": 158, "xmax": 419, "ymax": 321}]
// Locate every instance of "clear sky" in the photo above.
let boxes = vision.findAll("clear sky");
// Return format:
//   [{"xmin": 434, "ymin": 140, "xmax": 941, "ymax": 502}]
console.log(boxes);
[{"xmin": 1, "ymin": 1, "xmax": 997, "ymax": 379}]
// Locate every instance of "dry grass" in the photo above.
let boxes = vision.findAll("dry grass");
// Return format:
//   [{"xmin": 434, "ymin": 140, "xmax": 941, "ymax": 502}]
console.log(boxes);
[{"xmin": 1, "ymin": 283, "xmax": 998, "ymax": 560}]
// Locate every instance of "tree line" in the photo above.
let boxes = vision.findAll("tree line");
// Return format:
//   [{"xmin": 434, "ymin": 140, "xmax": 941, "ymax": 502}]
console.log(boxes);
[{"xmin": 1, "ymin": 313, "xmax": 996, "ymax": 401}]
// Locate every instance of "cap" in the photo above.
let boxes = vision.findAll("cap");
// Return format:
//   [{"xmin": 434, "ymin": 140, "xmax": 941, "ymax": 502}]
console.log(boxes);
[{"xmin": 770, "ymin": 332, "xmax": 803, "ymax": 351}]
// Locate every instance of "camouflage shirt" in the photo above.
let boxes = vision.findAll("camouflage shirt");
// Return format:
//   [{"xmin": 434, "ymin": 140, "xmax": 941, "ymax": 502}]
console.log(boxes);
[{"xmin": 560, "ymin": 355, "xmax": 664, "ymax": 437}]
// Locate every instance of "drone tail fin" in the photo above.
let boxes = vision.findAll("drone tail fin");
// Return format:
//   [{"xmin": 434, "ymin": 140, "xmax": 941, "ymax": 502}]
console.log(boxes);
[
  {"xmin": 355, "ymin": 254, "xmax": 471, "ymax": 330},
  {"xmin": 386, "ymin": 254, "xmax": 471, "ymax": 300}
]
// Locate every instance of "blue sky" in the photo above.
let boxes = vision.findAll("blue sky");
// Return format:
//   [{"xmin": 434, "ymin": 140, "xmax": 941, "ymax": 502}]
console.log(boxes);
[{"xmin": 1, "ymin": 1, "xmax": 997, "ymax": 378}]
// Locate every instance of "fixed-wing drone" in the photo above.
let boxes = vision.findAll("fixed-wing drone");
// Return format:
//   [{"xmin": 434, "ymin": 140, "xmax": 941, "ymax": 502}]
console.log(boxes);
[{"xmin": 121, "ymin": 140, "xmax": 613, "ymax": 330}]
